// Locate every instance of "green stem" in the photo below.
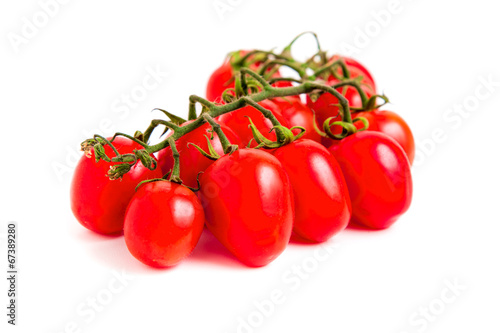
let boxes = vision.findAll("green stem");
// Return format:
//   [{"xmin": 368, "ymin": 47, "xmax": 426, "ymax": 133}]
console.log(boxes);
[
  {"xmin": 312, "ymin": 59, "xmax": 350, "ymax": 80},
  {"xmin": 235, "ymin": 49, "xmax": 292, "ymax": 68},
  {"xmin": 331, "ymin": 79, "xmax": 369, "ymax": 108},
  {"xmin": 96, "ymin": 68, "xmax": 353, "ymax": 182},
  {"xmin": 143, "ymin": 119, "xmax": 180, "ymax": 144},
  {"xmin": 167, "ymin": 137, "xmax": 182, "ymax": 183},
  {"xmin": 202, "ymin": 114, "xmax": 236, "ymax": 154},
  {"xmin": 258, "ymin": 59, "xmax": 306, "ymax": 79},
  {"xmin": 268, "ymin": 77, "xmax": 303, "ymax": 85}
]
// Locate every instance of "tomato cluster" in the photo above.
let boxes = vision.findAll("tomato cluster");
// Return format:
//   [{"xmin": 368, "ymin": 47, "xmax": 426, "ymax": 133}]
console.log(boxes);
[{"xmin": 70, "ymin": 34, "xmax": 414, "ymax": 269}]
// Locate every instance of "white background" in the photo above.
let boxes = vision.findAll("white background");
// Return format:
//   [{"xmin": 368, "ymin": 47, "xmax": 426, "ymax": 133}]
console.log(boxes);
[{"xmin": 1, "ymin": 0, "xmax": 499, "ymax": 332}]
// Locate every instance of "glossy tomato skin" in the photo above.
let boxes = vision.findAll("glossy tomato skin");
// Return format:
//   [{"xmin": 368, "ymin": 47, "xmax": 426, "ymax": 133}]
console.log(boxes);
[
  {"xmin": 124, "ymin": 181, "xmax": 205, "ymax": 268},
  {"xmin": 199, "ymin": 149, "xmax": 294, "ymax": 267},
  {"xmin": 353, "ymin": 110, "xmax": 415, "ymax": 165},
  {"xmin": 328, "ymin": 131, "xmax": 412, "ymax": 229},
  {"xmin": 272, "ymin": 139, "xmax": 351, "ymax": 242},
  {"xmin": 70, "ymin": 137, "xmax": 163, "ymax": 235},
  {"xmin": 278, "ymin": 100, "xmax": 322, "ymax": 143},
  {"xmin": 217, "ymin": 100, "xmax": 290, "ymax": 147},
  {"xmin": 157, "ymin": 121, "xmax": 242, "ymax": 188}
]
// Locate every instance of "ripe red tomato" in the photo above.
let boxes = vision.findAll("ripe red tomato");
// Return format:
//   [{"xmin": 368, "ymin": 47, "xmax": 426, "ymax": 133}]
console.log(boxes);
[
  {"xmin": 157, "ymin": 121, "xmax": 242, "ymax": 188},
  {"xmin": 124, "ymin": 181, "xmax": 205, "ymax": 267},
  {"xmin": 277, "ymin": 100, "xmax": 322, "ymax": 143},
  {"xmin": 272, "ymin": 139, "xmax": 351, "ymax": 242},
  {"xmin": 328, "ymin": 131, "xmax": 412, "ymax": 229},
  {"xmin": 70, "ymin": 137, "xmax": 162, "ymax": 235},
  {"xmin": 352, "ymin": 110, "xmax": 415, "ymax": 165},
  {"xmin": 216, "ymin": 100, "xmax": 290, "ymax": 147},
  {"xmin": 199, "ymin": 148, "xmax": 294, "ymax": 267}
]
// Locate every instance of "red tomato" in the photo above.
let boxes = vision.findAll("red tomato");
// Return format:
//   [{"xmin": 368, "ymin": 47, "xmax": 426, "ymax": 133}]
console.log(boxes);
[
  {"xmin": 328, "ymin": 131, "xmax": 412, "ymax": 229},
  {"xmin": 216, "ymin": 100, "xmax": 290, "ymax": 147},
  {"xmin": 272, "ymin": 139, "xmax": 351, "ymax": 242},
  {"xmin": 353, "ymin": 110, "xmax": 415, "ymax": 165},
  {"xmin": 70, "ymin": 137, "xmax": 163, "ymax": 235},
  {"xmin": 124, "ymin": 181, "xmax": 205, "ymax": 267},
  {"xmin": 157, "ymin": 121, "xmax": 242, "ymax": 188},
  {"xmin": 199, "ymin": 148, "xmax": 294, "ymax": 267},
  {"xmin": 278, "ymin": 100, "xmax": 322, "ymax": 143}
]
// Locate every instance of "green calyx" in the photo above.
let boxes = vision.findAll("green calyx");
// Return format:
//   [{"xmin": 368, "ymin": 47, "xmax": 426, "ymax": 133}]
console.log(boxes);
[
  {"xmin": 246, "ymin": 116, "xmax": 306, "ymax": 149},
  {"xmin": 188, "ymin": 135, "xmax": 222, "ymax": 161},
  {"xmin": 133, "ymin": 149, "xmax": 157, "ymax": 170},
  {"xmin": 321, "ymin": 115, "xmax": 369, "ymax": 140}
]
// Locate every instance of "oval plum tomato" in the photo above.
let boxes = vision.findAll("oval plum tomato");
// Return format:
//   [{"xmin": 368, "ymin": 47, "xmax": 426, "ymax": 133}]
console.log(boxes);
[
  {"xmin": 279, "ymin": 100, "xmax": 322, "ymax": 143},
  {"xmin": 157, "ymin": 121, "xmax": 242, "ymax": 188},
  {"xmin": 328, "ymin": 131, "xmax": 412, "ymax": 229},
  {"xmin": 272, "ymin": 139, "xmax": 351, "ymax": 242},
  {"xmin": 199, "ymin": 148, "xmax": 294, "ymax": 267},
  {"xmin": 353, "ymin": 110, "xmax": 415, "ymax": 165},
  {"xmin": 124, "ymin": 181, "xmax": 205, "ymax": 268},
  {"xmin": 217, "ymin": 100, "xmax": 290, "ymax": 147},
  {"xmin": 70, "ymin": 137, "xmax": 163, "ymax": 235}
]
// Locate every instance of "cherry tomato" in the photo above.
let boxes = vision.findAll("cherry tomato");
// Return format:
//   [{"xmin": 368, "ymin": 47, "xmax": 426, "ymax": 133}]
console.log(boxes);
[
  {"xmin": 216, "ymin": 100, "xmax": 290, "ymax": 147},
  {"xmin": 124, "ymin": 181, "xmax": 205, "ymax": 267},
  {"xmin": 328, "ymin": 131, "xmax": 412, "ymax": 229},
  {"xmin": 199, "ymin": 148, "xmax": 294, "ymax": 267},
  {"xmin": 278, "ymin": 100, "xmax": 322, "ymax": 143},
  {"xmin": 70, "ymin": 137, "xmax": 162, "ymax": 235},
  {"xmin": 157, "ymin": 121, "xmax": 242, "ymax": 188},
  {"xmin": 352, "ymin": 110, "xmax": 415, "ymax": 165},
  {"xmin": 272, "ymin": 139, "xmax": 351, "ymax": 242}
]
